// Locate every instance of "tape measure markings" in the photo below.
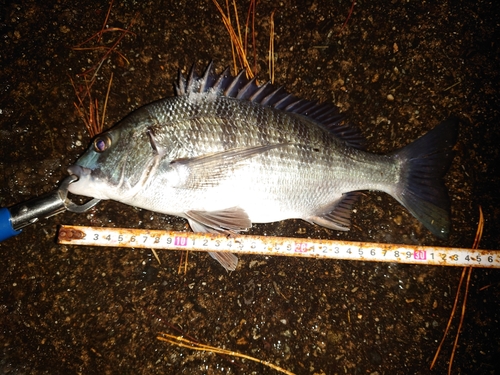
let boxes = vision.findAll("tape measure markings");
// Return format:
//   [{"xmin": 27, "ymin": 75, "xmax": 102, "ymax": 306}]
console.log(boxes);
[{"xmin": 58, "ymin": 225, "xmax": 499, "ymax": 268}]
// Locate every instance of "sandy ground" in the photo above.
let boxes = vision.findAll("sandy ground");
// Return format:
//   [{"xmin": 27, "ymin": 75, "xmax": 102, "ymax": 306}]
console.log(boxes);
[{"xmin": 1, "ymin": 0, "xmax": 499, "ymax": 374}]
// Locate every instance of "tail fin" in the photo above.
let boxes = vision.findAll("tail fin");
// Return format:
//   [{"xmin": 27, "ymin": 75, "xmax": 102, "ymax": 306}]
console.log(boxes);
[{"xmin": 391, "ymin": 118, "xmax": 458, "ymax": 239}]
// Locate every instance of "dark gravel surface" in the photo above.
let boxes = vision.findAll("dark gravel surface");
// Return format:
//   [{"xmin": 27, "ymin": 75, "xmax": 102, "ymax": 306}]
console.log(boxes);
[{"xmin": 1, "ymin": 0, "xmax": 499, "ymax": 374}]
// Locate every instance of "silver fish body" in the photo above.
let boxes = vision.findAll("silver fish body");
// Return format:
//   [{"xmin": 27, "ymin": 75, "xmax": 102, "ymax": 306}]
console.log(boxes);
[{"xmin": 68, "ymin": 63, "xmax": 458, "ymax": 270}]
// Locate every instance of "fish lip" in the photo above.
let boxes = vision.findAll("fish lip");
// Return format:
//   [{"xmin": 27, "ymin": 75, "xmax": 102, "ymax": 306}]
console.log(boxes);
[
  {"xmin": 67, "ymin": 164, "xmax": 90, "ymax": 179},
  {"xmin": 67, "ymin": 165, "xmax": 94, "ymax": 196}
]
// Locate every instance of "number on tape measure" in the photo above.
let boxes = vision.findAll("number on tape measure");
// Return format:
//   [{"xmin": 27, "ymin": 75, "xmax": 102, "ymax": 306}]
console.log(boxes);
[{"xmin": 57, "ymin": 225, "xmax": 500, "ymax": 269}]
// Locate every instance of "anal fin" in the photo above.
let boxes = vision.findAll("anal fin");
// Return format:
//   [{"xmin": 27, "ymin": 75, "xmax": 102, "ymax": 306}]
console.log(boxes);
[{"xmin": 306, "ymin": 192, "xmax": 360, "ymax": 231}]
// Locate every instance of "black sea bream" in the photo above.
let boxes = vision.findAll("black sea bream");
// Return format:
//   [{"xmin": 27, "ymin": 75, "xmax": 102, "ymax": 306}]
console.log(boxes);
[{"xmin": 68, "ymin": 62, "xmax": 458, "ymax": 270}]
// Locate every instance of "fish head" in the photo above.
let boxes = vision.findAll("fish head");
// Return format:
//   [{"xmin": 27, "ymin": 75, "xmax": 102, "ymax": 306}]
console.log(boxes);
[{"xmin": 67, "ymin": 108, "xmax": 165, "ymax": 201}]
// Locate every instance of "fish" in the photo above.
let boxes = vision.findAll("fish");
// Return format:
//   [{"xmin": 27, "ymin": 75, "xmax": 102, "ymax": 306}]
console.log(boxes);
[{"xmin": 67, "ymin": 62, "xmax": 458, "ymax": 271}]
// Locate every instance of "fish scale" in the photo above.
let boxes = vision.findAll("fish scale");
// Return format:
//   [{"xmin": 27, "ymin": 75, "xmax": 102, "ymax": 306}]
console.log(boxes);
[{"xmin": 67, "ymin": 62, "xmax": 458, "ymax": 271}]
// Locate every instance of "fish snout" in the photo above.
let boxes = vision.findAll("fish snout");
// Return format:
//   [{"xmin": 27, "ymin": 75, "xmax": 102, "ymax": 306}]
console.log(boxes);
[
  {"xmin": 67, "ymin": 164, "xmax": 87, "ymax": 179},
  {"xmin": 66, "ymin": 165, "xmax": 95, "ymax": 197}
]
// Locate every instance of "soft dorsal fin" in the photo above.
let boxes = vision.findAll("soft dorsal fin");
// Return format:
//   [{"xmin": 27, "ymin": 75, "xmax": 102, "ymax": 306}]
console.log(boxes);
[{"xmin": 174, "ymin": 62, "xmax": 364, "ymax": 149}]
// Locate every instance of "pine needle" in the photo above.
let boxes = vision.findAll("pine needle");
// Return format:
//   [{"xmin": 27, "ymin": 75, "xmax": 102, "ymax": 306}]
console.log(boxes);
[
  {"xmin": 430, "ymin": 206, "xmax": 484, "ymax": 372},
  {"xmin": 268, "ymin": 10, "xmax": 276, "ymax": 84},
  {"xmin": 70, "ymin": 71, "xmax": 114, "ymax": 137},
  {"xmin": 244, "ymin": 0, "xmax": 258, "ymax": 75},
  {"xmin": 71, "ymin": 1, "xmax": 137, "ymax": 137},
  {"xmin": 157, "ymin": 332, "xmax": 295, "ymax": 375},
  {"xmin": 338, "ymin": 0, "xmax": 357, "ymax": 36},
  {"xmin": 448, "ymin": 267, "xmax": 472, "ymax": 374},
  {"xmin": 429, "ymin": 267, "xmax": 467, "ymax": 370},
  {"xmin": 72, "ymin": 0, "xmax": 136, "ymax": 80},
  {"xmin": 213, "ymin": 0, "xmax": 278, "ymax": 82},
  {"xmin": 212, "ymin": 0, "xmax": 253, "ymax": 78},
  {"xmin": 101, "ymin": 72, "xmax": 113, "ymax": 132}
]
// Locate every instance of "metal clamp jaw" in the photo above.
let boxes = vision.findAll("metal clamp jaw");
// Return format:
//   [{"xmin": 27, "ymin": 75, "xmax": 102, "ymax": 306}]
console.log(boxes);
[{"xmin": 0, "ymin": 175, "xmax": 100, "ymax": 241}]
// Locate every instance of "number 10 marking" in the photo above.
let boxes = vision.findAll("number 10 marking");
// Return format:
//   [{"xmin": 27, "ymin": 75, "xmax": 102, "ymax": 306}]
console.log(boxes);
[{"xmin": 174, "ymin": 237, "xmax": 188, "ymax": 246}]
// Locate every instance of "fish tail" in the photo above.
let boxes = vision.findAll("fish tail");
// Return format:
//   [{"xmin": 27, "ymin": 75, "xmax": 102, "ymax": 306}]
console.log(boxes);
[{"xmin": 391, "ymin": 118, "xmax": 459, "ymax": 239}]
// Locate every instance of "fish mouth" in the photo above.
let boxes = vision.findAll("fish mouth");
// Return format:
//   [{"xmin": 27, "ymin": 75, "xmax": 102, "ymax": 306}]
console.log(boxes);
[
  {"xmin": 66, "ymin": 165, "xmax": 99, "ymax": 198},
  {"xmin": 67, "ymin": 164, "xmax": 89, "ymax": 179}
]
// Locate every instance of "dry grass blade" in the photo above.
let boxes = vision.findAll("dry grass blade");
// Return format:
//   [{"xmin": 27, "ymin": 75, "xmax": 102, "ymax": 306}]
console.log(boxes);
[
  {"xmin": 177, "ymin": 251, "xmax": 189, "ymax": 274},
  {"xmin": 151, "ymin": 249, "xmax": 161, "ymax": 265},
  {"xmin": 157, "ymin": 333, "xmax": 295, "ymax": 375},
  {"xmin": 430, "ymin": 206, "xmax": 484, "ymax": 372}
]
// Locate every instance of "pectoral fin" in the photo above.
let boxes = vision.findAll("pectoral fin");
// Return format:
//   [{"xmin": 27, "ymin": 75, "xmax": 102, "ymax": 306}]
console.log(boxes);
[
  {"xmin": 187, "ymin": 218, "xmax": 239, "ymax": 271},
  {"xmin": 186, "ymin": 207, "xmax": 252, "ymax": 271},
  {"xmin": 168, "ymin": 144, "xmax": 287, "ymax": 188}
]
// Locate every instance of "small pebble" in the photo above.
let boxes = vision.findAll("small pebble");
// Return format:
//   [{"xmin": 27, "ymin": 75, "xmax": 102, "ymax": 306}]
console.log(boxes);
[{"xmin": 393, "ymin": 215, "xmax": 402, "ymax": 225}]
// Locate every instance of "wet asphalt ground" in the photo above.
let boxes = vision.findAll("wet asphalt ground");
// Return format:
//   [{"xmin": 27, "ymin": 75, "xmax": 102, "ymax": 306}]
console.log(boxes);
[{"xmin": 1, "ymin": 0, "xmax": 499, "ymax": 374}]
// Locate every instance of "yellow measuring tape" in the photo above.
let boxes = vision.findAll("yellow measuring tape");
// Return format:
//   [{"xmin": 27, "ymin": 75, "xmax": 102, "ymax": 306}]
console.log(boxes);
[{"xmin": 58, "ymin": 225, "xmax": 499, "ymax": 268}]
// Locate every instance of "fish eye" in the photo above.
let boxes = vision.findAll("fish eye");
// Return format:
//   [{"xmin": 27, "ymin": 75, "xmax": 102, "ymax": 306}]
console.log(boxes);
[{"xmin": 93, "ymin": 135, "xmax": 111, "ymax": 152}]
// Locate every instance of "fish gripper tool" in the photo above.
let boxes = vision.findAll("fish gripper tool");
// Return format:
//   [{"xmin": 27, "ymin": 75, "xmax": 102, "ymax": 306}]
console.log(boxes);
[{"xmin": 0, "ymin": 175, "xmax": 101, "ymax": 242}]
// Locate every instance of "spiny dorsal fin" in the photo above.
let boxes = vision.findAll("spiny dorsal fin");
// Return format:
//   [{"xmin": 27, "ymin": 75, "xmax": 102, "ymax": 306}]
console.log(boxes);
[{"xmin": 175, "ymin": 62, "xmax": 364, "ymax": 148}]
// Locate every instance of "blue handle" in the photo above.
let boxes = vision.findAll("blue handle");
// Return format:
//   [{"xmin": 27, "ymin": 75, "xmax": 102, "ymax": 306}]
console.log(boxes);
[{"xmin": 0, "ymin": 207, "xmax": 22, "ymax": 242}]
